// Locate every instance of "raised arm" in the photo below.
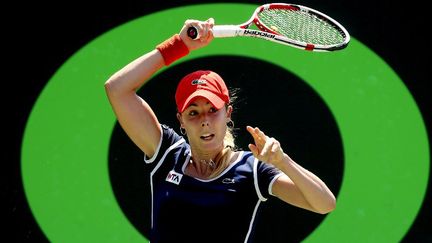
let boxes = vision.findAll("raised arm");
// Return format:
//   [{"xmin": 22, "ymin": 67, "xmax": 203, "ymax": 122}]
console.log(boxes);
[{"xmin": 104, "ymin": 18, "xmax": 214, "ymax": 157}]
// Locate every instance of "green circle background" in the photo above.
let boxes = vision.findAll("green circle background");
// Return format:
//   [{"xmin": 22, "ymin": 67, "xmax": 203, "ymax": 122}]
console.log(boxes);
[{"xmin": 21, "ymin": 3, "xmax": 429, "ymax": 243}]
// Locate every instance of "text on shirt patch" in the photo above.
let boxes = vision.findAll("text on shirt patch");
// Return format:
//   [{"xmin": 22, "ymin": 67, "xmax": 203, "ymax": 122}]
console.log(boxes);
[
  {"xmin": 166, "ymin": 170, "xmax": 183, "ymax": 185},
  {"xmin": 222, "ymin": 178, "xmax": 235, "ymax": 184}
]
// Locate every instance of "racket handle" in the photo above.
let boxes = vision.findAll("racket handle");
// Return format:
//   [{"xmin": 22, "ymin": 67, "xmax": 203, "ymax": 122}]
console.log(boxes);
[
  {"xmin": 187, "ymin": 25, "xmax": 241, "ymax": 39},
  {"xmin": 213, "ymin": 25, "xmax": 241, "ymax": 38}
]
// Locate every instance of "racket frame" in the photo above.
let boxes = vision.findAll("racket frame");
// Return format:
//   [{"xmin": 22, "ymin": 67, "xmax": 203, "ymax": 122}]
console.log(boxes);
[{"xmin": 212, "ymin": 3, "xmax": 350, "ymax": 51}]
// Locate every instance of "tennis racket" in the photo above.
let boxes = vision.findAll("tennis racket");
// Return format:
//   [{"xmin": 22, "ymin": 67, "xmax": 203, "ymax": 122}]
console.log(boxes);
[{"xmin": 187, "ymin": 3, "xmax": 350, "ymax": 51}]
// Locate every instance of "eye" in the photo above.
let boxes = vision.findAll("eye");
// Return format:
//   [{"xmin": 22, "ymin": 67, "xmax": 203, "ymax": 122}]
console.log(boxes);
[
  {"xmin": 188, "ymin": 110, "xmax": 198, "ymax": 116},
  {"xmin": 209, "ymin": 107, "xmax": 218, "ymax": 113}
]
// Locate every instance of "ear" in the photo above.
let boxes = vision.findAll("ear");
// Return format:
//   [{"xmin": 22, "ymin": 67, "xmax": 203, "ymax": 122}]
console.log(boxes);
[
  {"xmin": 176, "ymin": 112, "xmax": 183, "ymax": 127},
  {"xmin": 226, "ymin": 105, "xmax": 233, "ymax": 119}
]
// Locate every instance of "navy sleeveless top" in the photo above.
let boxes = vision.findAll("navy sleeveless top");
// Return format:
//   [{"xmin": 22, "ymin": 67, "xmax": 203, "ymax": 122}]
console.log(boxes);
[{"xmin": 145, "ymin": 124, "xmax": 282, "ymax": 243}]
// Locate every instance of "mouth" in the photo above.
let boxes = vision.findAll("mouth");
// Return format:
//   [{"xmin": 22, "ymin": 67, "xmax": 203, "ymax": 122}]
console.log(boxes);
[{"xmin": 200, "ymin": 133, "xmax": 215, "ymax": 141}]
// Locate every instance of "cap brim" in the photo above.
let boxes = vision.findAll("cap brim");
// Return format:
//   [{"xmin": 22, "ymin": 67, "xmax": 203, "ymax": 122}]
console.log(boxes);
[{"xmin": 179, "ymin": 89, "xmax": 225, "ymax": 113}]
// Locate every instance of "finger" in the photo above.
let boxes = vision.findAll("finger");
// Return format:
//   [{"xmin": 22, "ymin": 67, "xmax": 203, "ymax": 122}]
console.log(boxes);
[
  {"xmin": 255, "ymin": 127, "xmax": 267, "ymax": 141},
  {"xmin": 205, "ymin": 19, "xmax": 214, "ymax": 41},
  {"xmin": 206, "ymin": 17, "xmax": 215, "ymax": 26},
  {"xmin": 184, "ymin": 19, "xmax": 201, "ymax": 39},
  {"xmin": 268, "ymin": 140, "xmax": 280, "ymax": 162},
  {"xmin": 246, "ymin": 126, "xmax": 259, "ymax": 142},
  {"xmin": 206, "ymin": 18, "xmax": 215, "ymax": 31},
  {"xmin": 270, "ymin": 138, "xmax": 279, "ymax": 153},
  {"xmin": 247, "ymin": 127, "xmax": 260, "ymax": 148},
  {"xmin": 246, "ymin": 125, "xmax": 255, "ymax": 135},
  {"xmin": 185, "ymin": 19, "xmax": 209, "ymax": 39},
  {"xmin": 193, "ymin": 22, "xmax": 204, "ymax": 41},
  {"xmin": 257, "ymin": 131, "xmax": 269, "ymax": 148},
  {"xmin": 260, "ymin": 137, "xmax": 274, "ymax": 157},
  {"xmin": 185, "ymin": 19, "xmax": 200, "ymax": 29},
  {"xmin": 200, "ymin": 19, "xmax": 213, "ymax": 40},
  {"xmin": 247, "ymin": 126, "xmax": 263, "ymax": 141},
  {"xmin": 248, "ymin": 144, "xmax": 259, "ymax": 156},
  {"xmin": 247, "ymin": 126, "xmax": 269, "ymax": 155},
  {"xmin": 248, "ymin": 126, "xmax": 264, "ymax": 143}
]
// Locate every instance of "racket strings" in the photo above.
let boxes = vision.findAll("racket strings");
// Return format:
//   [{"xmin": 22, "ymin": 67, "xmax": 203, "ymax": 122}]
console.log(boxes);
[{"xmin": 258, "ymin": 9, "xmax": 345, "ymax": 45}]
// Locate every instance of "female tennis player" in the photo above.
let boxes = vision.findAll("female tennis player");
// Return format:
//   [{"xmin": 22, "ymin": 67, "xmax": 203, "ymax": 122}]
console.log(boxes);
[{"xmin": 104, "ymin": 18, "xmax": 336, "ymax": 243}]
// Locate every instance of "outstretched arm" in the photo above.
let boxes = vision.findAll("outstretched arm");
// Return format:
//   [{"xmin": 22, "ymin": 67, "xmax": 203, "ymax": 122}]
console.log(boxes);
[{"xmin": 247, "ymin": 126, "xmax": 336, "ymax": 214}]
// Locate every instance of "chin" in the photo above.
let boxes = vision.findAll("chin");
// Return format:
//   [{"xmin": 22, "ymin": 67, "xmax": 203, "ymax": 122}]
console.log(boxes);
[{"xmin": 199, "ymin": 138, "xmax": 223, "ymax": 151}]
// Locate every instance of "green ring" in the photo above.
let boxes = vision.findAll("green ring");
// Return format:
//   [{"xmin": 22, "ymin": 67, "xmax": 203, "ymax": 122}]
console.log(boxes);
[{"xmin": 21, "ymin": 3, "xmax": 429, "ymax": 242}]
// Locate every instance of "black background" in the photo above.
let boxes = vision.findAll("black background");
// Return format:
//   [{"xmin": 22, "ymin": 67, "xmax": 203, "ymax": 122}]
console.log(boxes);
[{"xmin": 7, "ymin": 0, "xmax": 431, "ymax": 242}]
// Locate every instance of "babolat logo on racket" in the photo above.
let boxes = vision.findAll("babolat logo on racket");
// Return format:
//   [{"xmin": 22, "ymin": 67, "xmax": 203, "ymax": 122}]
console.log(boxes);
[
  {"xmin": 191, "ymin": 79, "xmax": 207, "ymax": 85},
  {"xmin": 166, "ymin": 170, "xmax": 183, "ymax": 185},
  {"xmin": 244, "ymin": 29, "xmax": 275, "ymax": 38}
]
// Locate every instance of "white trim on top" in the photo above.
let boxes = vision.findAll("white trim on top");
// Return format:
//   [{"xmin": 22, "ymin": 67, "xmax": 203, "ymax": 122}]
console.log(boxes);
[
  {"xmin": 144, "ymin": 126, "xmax": 164, "ymax": 164},
  {"xmin": 149, "ymin": 137, "xmax": 185, "ymax": 228},
  {"xmin": 253, "ymin": 158, "xmax": 267, "ymax": 202},
  {"xmin": 243, "ymin": 200, "xmax": 262, "ymax": 243},
  {"xmin": 268, "ymin": 172, "xmax": 283, "ymax": 196}
]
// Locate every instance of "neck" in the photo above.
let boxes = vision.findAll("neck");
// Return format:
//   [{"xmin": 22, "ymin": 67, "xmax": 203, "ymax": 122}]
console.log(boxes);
[
  {"xmin": 188, "ymin": 145, "xmax": 232, "ymax": 178},
  {"xmin": 190, "ymin": 151, "xmax": 219, "ymax": 172},
  {"xmin": 189, "ymin": 143, "xmax": 224, "ymax": 164}
]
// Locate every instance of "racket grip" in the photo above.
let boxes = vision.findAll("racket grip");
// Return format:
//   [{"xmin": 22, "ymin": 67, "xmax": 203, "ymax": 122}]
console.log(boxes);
[
  {"xmin": 213, "ymin": 25, "xmax": 241, "ymax": 38},
  {"xmin": 187, "ymin": 25, "xmax": 241, "ymax": 39}
]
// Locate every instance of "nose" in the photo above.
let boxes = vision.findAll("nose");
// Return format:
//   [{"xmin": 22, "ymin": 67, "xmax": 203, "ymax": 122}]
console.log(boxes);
[
  {"xmin": 201, "ymin": 115, "xmax": 210, "ymax": 127},
  {"xmin": 201, "ymin": 120, "xmax": 209, "ymax": 127}
]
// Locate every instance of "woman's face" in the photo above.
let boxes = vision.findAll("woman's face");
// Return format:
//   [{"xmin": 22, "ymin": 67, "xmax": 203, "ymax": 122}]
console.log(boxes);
[{"xmin": 178, "ymin": 97, "xmax": 232, "ymax": 152}]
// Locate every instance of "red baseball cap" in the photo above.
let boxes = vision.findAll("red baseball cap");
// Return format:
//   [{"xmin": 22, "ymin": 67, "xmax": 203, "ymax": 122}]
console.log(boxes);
[{"xmin": 175, "ymin": 70, "xmax": 230, "ymax": 113}]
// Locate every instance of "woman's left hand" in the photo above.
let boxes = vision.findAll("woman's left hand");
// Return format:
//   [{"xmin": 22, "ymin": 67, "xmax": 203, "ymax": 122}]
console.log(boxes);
[{"xmin": 246, "ymin": 126, "xmax": 286, "ymax": 167}]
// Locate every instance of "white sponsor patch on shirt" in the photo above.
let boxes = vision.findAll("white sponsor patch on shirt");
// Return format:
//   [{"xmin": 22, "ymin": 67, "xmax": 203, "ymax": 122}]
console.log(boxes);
[
  {"xmin": 166, "ymin": 170, "xmax": 183, "ymax": 185},
  {"xmin": 222, "ymin": 178, "xmax": 236, "ymax": 184}
]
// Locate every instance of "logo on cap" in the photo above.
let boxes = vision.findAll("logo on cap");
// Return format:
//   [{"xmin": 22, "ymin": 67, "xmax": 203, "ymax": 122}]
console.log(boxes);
[
  {"xmin": 175, "ymin": 70, "xmax": 230, "ymax": 113},
  {"xmin": 191, "ymin": 79, "xmax": 207, "ymax": 85}
]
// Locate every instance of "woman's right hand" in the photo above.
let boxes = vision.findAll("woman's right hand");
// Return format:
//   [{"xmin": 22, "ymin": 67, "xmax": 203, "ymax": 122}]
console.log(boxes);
[{"xmin": 179, "ymin": 18, "xmax": 215, "ymax": 51}]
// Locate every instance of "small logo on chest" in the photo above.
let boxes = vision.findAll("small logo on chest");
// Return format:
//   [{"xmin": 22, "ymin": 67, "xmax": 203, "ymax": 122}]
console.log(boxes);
[
  {"xmin": 166, "ymin": 170, "xmax": 183, "ymax": 185},
  {"xmin": 222, "ymin": 178, "xmax": 236, "ymax": 184}
]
